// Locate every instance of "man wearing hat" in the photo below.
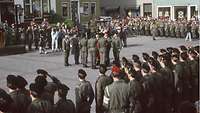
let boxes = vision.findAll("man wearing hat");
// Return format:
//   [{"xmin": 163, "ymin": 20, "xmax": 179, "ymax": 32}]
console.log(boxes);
[
  {"xmin": 54, "ymin": 84, "xmax": 75, "ymax": 113},
  {"xmin": 141, "ymin": 63, "xmax": 156, "ymax": 113},
  {"xmin": 128, "ymin": 68, "xmax": 145, "ymax": 113},
  {"xmin": 62, "ymin": 34, "xmax": 71, "ymax": 66},
  {"xmin": 103, "ymin": 66, "xmax": 130, "ymax": 113},
  {"xmin": 95, "ymin": 65, "xmax": 113, "ymax": 113},
  {"xmin": 35, "ymin": 71, "xmax": 57, "ymax": 105},
  {"xmin": 27, "ymin": 83, "xmax": 53, "ymax": 113},
  {"xmin": 79, "ymin": 33, "xmax": 88, "ymax": 67},
  {"xmin": 75, "ymin": 69, "xmax": 94, "ymax": 113},
  {"xmin": 71, "ymin": 34, "xmax": 80, "ymax": 65},
  {"xmin": 111, "ymin": 31, "xmax": 122, "ymax": 63},
  {"xmin": 88, "ymin": 34, "xmax": 98, "ymax": 69},
  {"xmin": 16, "ymin": 75, "xmax": 32, "ymax": 112},
  {"xmin": 7, "ymin": 75, "xmax": 32, "ymax": 113},
  {"xmin": 98, "ymin": 32, "xmax": 107, "ymax": 65},
  {"xmin": 159, "ymin": 53, "xmax": 174, "ymax": 113}
]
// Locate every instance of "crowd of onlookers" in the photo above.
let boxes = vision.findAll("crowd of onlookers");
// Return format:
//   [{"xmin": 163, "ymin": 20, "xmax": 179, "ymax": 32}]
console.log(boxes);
[{"xmin": 0, "ymin": 44, "xmax": 199, "ymax": 113}]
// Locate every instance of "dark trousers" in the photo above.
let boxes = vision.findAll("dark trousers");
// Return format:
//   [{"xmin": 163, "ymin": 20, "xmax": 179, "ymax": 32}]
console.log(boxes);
[{"xmin": 64, "ymin": 50, "xmax": 70, "ymax": 65}]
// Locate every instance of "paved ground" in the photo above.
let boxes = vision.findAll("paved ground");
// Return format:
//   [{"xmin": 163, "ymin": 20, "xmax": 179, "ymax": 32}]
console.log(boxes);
[{"xmin": 0, "ymin": 36, "xmax": 199, "ymax": 112}]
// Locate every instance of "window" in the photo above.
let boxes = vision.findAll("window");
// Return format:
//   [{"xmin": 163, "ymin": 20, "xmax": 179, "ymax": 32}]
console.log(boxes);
[
  {"xmin": 24, "ymin": 0, "xmax": 31, "ymax": 19},
  {"xmin": 62, "ymin": 2, "xmax": 69, "ymax": 17},
  {"xmin": 32, "ymin": 0, "xmax": 42, "ymax": 17},
  {"xmin": 91, "ymin": 2, "xmax": 96, "ymax": 15},
  {"xmin": 24, "ymin": 0, "xmax": 50, "ymax": 19},
  {"xmin": 83, "ymin": 2, "xmax": 89, "ymax": 15},
  {"xmin": 43, "ymin": 0, "xmax": 49, "ymax": 14}
]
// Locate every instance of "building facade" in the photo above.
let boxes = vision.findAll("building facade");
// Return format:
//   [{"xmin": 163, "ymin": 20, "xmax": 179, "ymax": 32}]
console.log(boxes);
[
  {"xmin": 0, "ymin": 0, "xmax": 15, "ymax": 25},
  {"xmin": 140, "ymin": 0, "xmax": 153, "ymax": 17},
  {"xmin": 153, "ymin": 0, "xmax": 199, "ymax": 20},
  {"xmin": 100, "ymin": 0, "xmax": 140, "ymax": 17}
]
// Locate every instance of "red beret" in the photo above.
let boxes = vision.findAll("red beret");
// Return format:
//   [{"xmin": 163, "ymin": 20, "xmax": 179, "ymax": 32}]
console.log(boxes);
[{"xmin": 112, "ymin": 66, "xmax": 121, "ymax": 74}]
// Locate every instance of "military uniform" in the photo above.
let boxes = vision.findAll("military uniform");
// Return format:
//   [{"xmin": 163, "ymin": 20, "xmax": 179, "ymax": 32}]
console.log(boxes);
[
  {"xmin": 54, "ymin": 99, "xmax": 75, "ymax": 113},
  {"xmin": 180, "ymin": 23, "xmax": 185, "ymax": 38},
  {"xmin": 111, "ymin": 35, "xmax": 122, "ymax": 63},
  {"xmin": 191, "ymin": 23, "xmax": 197, "ymax": 39},
  {"xmin": 9, "ymin": 90, "xmax": 31, "ymax": 113},
  {"xmin": 145, "ymin": 21, "xmax": 150, "ymax": 36},
  {"xmin": 103, "ymin": 79, "xmax": 130, "ymax": 113},
  {"xmin": 188, "ymin": 58, "xmax": 199, "ymax": 102},
  {"xmin": 75, "ymin": 80, "xmax": 94, "ymax": 113},
  {"xmin": 158, "ymin": 20, "xmax": 164, "ymax": 37},
  {"xmin": 62, "ymin": 36, "xmax": 71, "ymax": 66},
  {"xmin": 175, "ymin": 22, "xmax": 181, "ymax": 38},
  {"xmin": 160, "ymin": 67, "xmax": 175, "ymax": 113},
  {"xmin": 98, "ymin": 36, "xmax": 107, "ymax": 65},
  {"xmin": 164, "ymin": 22, "xmax": 170, "ymax": 37},
  {"xmin": 54, "ymin": 84, "xmax": 75, "ymax": 113},
  {"xmin": 71, "ymin": 36, "xmax": 80, "ymax": 64},
  {"xmin": 142, "ymin": 74, "xmax": 157, "ymax": 113},
  {"xmin": 95, "ymin": 74, "xmax": 113, "ymax": 113},
  {"xmin": 88, "ymin": 37, "xmax": 97, "ymax": 68},
  {"xmin": 150, "ymin": 22, "xmax": 157, "ymax": 40},
  {"xmin": 26, "ymin": 98, "xmax": 53, "ymax": 113},
  {"xmin": 129, "ymin": 79, "xmax": 145, "ymax": 113},
  {"xmin": 26, "ymin": 27, "xmax": 33, "ymax": 51},
  {"xmin": 105, "ymin": 37, "xmax": 112, "ymax": 65},
  {"xmin": 80, "ymin": 37, "xmax": 88, "ymax": 67},
  {"xmin": 170, "ymin": 22, "xmax": 175, "ymax": 37},
  {"xmin": 32, "ymin": 26, "xmax": 40, "ymax": 50}
]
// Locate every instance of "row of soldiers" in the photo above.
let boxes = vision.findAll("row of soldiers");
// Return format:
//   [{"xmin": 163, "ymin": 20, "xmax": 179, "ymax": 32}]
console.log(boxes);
[
  {"xmin": 62, "ymin": 30, "xmax": 123, "ymax": 68},
  {"xmin": 127, "ymin": 18, "xmax": 200, "ymax": 39},
  {"xmin": 0, "ymin": 45, "xmax": 199, "ymax": 113},
  {"xmin": 95, "ymin": 45, "xmax": 199, "ymax": 113}
]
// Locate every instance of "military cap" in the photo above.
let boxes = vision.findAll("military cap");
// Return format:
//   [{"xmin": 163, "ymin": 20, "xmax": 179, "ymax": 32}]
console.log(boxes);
[
  {"xmin": 148, "ymin": 57, "xmax": 158, "ymax": 68},
  {"xmin": 141, "ymin": 63, "xmax": 150, "ymax": 73},
  {"xmin": 29, "ymin": 83, "xmax": 44, "ymax": 96},
  {"xmin": 36, "ymin": 69, "xmax": 48, "ymax": 78},
  {"xmin": 0, "ymin": 88, "xmax": 13, "ymax": 112},
  {"xmin": 160, "ymin": 49, "xmax": 167, "ymax": 54},
  {"xmin": 34, "ymin": 76, "xmax": 47, "ymax": 88},
  {"xmin": 166, "ymin": 47, "xmax": 174, "ymax": 54},
  {"xmin": 179, "ymin": 45, "xmax": 188, "ymax": 51},
  {"xmin": 111, "ymin": 66, "xmax": 121, "ymax": 75},
  {"xmin": 171, "ymin": 54, "xmax": 180, "ymax": 61},
  {"xmin": 6, "ymin": 75, "xmax": 18, "ymax": 89},
  {"xmin": 152, "ymin": 51, "xmax": 159, "ymax": 59},
  {"xmin": 172, "ymin": 48, "xmax": 180, "ymax": 55},
  {"xmin": 188, "ymin": 49, "xmax": 197, "ymax": 56},
  {"xmin": 142, "ymin": 53, "xmax": 150, "ymax": 61},
  {"xmin": 180, "ymin": 52, "xmax": 189, "ymax": 61},
  {"xmin": 58, "ymin": 84, "xmax": 70, "ymax": 91},
  {"xmin": 78, "ymin": 69, "xmax": 87, "ymax": 79},
  {"xmin": 16, "ymin": 75, "xmax": 28, "ymax": 89},
  {"xmin": 132, "ymin": 54, "xmax": 140, "ymax": 62}
]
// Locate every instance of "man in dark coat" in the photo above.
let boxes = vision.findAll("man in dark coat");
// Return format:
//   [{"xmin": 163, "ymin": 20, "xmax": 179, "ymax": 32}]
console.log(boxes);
[
  {"xmin": 128, "ymin": 68, "xmax": 145, "ymax": 113},
  {"xmin": 95, "ymin": 65, "xmax": 113, "ymax": 113},
  {"xmin": 71, "ymin": 34, "xmax": 80, "ymax": 64},
  {"xmin": 62, "ymin": 35, "xmax": 71, "ymax": 66},
  {"xmin": 75, "ymin": 69, "xmax": 94, "ymax": 113},
  {"xmin": 0, "ymin": 88, "xmax": 13, "ymax": 113},
  {"xmin": 54, "ymin": 84, "xmax": 75, "ymax": 113},
  {"xmin": 26, "ymin": 83, "xmax": 53, "ymax": 113}
]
